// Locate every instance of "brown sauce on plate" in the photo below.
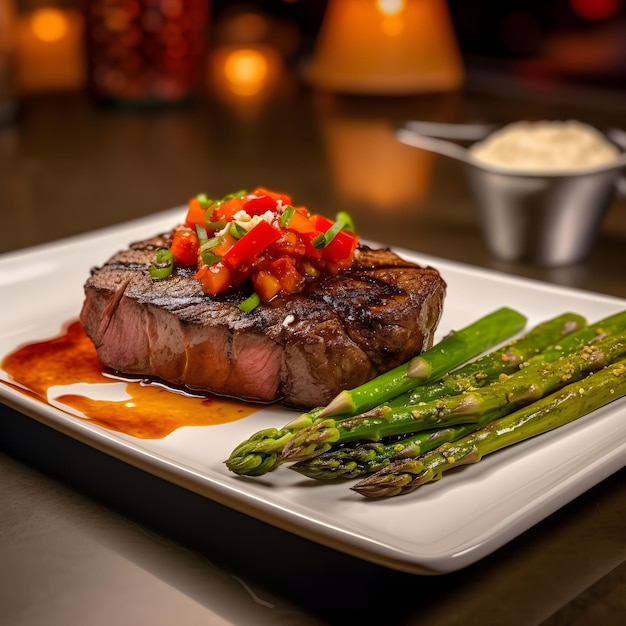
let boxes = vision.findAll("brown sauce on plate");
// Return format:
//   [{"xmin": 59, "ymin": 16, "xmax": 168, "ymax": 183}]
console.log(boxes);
[{"xmin": 1, "ymin": 321, "xmax": 261, "ymax": 438}]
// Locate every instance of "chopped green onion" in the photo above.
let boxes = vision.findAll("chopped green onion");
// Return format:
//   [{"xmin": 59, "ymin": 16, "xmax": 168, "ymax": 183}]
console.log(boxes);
[
  {"xmin": 222, "ymin": 189, "xmax": 247, "ymax": 201},
  {"xmin": 149, "ymin": 247, "xmax": 174, "ymax": 280},
  {"xmin": 205, "ymin": 213, "xmax": 226, "ymax": 231},
  {"xmin": 202, "ymin": 235, "xmax": 225, "ymax": 250},
  {"xmin": 196, "ymin": 193, "xmax": 212, "ymax": 208},
  {"xmin": 313, "ymin": 219, "xmax": 346, "ymax": 249},
  {"xmin": 280, "ymin": 205, "xmax": 296, "ymax": 227},
  {"xmin": 312, "ymin": 233, "xmax": 325, "ymax": 249},
  {"xmin": 199, "ymin": 235, "xmax": 224, "ymax": 265},
  {"xmin": 229, "ymin": 221, "xmax": 248, "ymax": 239},
  {"xmin": 150, "ymin": 266, "xmax": 173, "ymax": 279},
  {"xmin": 239, "ymin": 291, "xmax": 261, "ymax": 313},
  {"xmin": 336, "ymin": 211, "xmax": 356, "ymax": 233},
  {"xmin": 195, "ymin": 223, "xmax": 209, "ymax": 244},
  {"xmin": 200, "ymin": 250, "xmax": 222, "ymax": 265}
]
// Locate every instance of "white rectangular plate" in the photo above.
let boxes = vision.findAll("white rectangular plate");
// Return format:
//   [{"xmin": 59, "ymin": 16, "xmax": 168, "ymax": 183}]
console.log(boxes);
[{"xmin": 1, "ymin": 209, "xmax": 625, "ymax": 575}]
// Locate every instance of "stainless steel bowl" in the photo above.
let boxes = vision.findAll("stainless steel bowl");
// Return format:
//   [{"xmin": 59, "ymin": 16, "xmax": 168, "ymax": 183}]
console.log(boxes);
[{"xmin": 397, "ymin": 123, "xmax": 626, "ymax": 267}]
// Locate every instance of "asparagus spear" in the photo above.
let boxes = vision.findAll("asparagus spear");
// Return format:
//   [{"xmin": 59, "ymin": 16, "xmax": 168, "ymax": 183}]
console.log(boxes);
[
  {"xmin": 525, "ymin": 309, "xmax": 626, "ymax": 365},
  {"xmin": 290, "ymin": 423, "xmax": 479, "ymax": 479},
  {"xmin": 224, "ymin": 407, "xmax": 325, "ymax": 476},
  {"xmin": 280, "ymin": 328, "xmax": 626, "ymax": 463},
  {"xmin": 225, "ymin": 307, "xmax": 526, "ymax": 475},
  {"xmin": 318, "ymin": 306, "xmax": 527, "ymax": 417},
  {"xmin": 353, "ymin": 358, "xmax": 626, "ymax": 498}
]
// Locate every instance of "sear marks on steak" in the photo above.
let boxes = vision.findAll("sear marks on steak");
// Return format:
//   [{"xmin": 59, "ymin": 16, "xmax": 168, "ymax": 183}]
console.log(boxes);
[{"xmin": 80, "ymin": 235, "xmax": 446, "ymax": 409}]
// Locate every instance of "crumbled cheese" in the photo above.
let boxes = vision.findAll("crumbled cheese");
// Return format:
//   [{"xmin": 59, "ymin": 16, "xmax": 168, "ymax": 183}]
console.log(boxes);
[
  {"xmin": 469, "ymin": 120, "xmax": 620, "ymax": 171},
  {"xmin": 233, "ymin": 210, "xmax": 252, "ymax": 222},
  {"xmin": 282, "ymin": 314, "xmax": 295, "ymax": 327},
  {"xmin": 245, "ymin": 215, "xmax": 262, "ymax": 229},
  {"xmin": 224, "ymin": 207, "xmax": 283, "ymax": 236}
]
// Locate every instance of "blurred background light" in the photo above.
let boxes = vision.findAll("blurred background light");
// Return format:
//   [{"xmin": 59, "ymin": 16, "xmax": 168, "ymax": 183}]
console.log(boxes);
[
  {"xmin": 319, "ymin": 114, "xmax": 436, "ymax": 207},
  {"xmin": 570, "ymin": 0, "xmax": 623, "ymax": 21},
  {"xmin": 377, "ymin": 0, "xmax": 404, "ymax": 13},
  {"xmin": 377, "ymin": 0, "xmax": 406, "ymax": 37},
  {"xmin": 16, "ymin": 6, "xmax": 85, "ymax": 93},
  {"xmin": 223, "ymin": 47, "xmax": 269, "ymax": 96},
  {"xmin": 307, "ymin": 0, "xmax": 464, "ymax": 94},
  {"xmin": 82, "ymin": 0, "xmax": 210, "ymax": 105},
  {"xmin": 1, "ymin": 0, "xmax": 625, "ymax": 103},
  {"xmin": 30, "ymin": 7, "xmax": 68, "ymax": 42},
  {"xmin": 209, "ymin": 42, "xmax": 285, "ymax": 114}
]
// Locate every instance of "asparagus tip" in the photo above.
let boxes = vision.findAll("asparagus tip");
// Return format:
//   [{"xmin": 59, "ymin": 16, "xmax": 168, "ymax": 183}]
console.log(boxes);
[
  {"xmin": 406, "ymin": 355, "xmax": 432, "ymax": 379},
  {"xmin": 318, "ymin": 390, "xmax": 354, "ymax": 417},
  {"xmin": 224, "ymin": 451, "xmax": 281, "ymax": 476}
]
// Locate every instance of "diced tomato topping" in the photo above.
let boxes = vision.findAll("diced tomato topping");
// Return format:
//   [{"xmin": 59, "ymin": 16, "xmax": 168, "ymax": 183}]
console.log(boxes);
[
  {"xmin": 242, "ymin": 194, "xmax": 277, "ymax": 216},
  {"xmin": 163, "ymin": 188, "xmax": 359, "ymax": 304},
  {"xmin": 252, "ymin": 270, "xmax": 281, "ymax": 301},
  {"xmin": 323, "ymin": 229, "xmax": 358, "ymax": 264},
  {"xmin": 195, "ymin": 262, "xmax": 232, "ymax": 295},
  {"xmin": 298, "ymin": 231, "xmax": 323, "ymax": 259},
  {"xmin": 283, "ymin": 209, "xmax": 318, "ymax": 235},
  {"xmin": 309, "ymin": 214, "xmax": 358, "ymax": 263},
  {"xmin": 309, "ymin": 214, "xmax": 334, "ymax": 232},
  {"xmin": 211, "ymin": 231, "xmax": 238, "ymax": 256},
  {"xmin": 270, "ymin": 256, "xmax": 304, "ymax": 293},
  {"xmin": 209, "ymin": 195, "xmax": 246, "ymax": 225},
  {"xmin": 251, "ymin": 187, "xmax": 292, "ymax": 206},
  {"xmin": 269, "ymin": 230, "xmax": 306, "ymax": 257},
  {"xmin": 185, "ymin": 197, "xmax": 207, "ymax": 228},
  {"xmin": 170, "ymin": 227, "xmax": 199, "ymax": 267},
  {"xmin": 222, "ymin": 220, "xmax": 282, "ymax": 269}
]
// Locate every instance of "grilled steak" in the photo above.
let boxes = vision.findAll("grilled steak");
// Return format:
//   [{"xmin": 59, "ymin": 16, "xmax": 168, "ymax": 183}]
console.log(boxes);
[{"xmin": 80, "ymin": 234, "xmax": 446, "ymax": 409}]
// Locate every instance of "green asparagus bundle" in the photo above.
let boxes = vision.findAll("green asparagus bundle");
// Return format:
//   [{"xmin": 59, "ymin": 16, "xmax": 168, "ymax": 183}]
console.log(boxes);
[
  {"xmin": 289, "ymin": 310, "xmax": 626, "ymax": 480},
  {"xmin": 224, "ymin": 307, "xmax": 527, "ymax": 476},
  {"xmin": 280, "ymin": 327, "xmax": 626, "ymax": 463},
  {"xmin": 352, "ymin": 358, "xmax": 626, "ymax": 498}
]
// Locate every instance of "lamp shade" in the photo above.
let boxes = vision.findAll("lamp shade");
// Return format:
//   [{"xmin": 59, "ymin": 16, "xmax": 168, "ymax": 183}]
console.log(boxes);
[{"xmin": 307, "ymin": 0, "xmax": 464, "ymax": 94}]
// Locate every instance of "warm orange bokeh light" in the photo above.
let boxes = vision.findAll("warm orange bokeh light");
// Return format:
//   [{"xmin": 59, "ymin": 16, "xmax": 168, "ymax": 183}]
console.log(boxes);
[
  {"xmin": 16, "ymin": 9, "xmax": 85, "ymax": 93},
  {"xmin": 376, "ymin": 0, "xmax": 405, "ymax": 15},
  {"xmin": 377, "ymin": 0, "xmax": 405, "ymax": 35},
  {"xmin": 209, "ymin": 44, "xmax": 286, "ymax": 116},
  {"xmin": 320, "ymin": 117, "xmax": 435, "ymax": 208},
  {"xmin": 223, "ymin": 48, "xmax": 269, "ymax": 96},
  {"xmin": 30, "ymin": 8, "xmax": 69, "ymax": 43}
]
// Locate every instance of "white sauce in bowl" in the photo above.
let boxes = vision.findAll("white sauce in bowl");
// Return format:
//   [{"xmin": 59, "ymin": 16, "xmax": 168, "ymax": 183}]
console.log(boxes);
[{"xmin": 469, "ymin": 120, "xmax": 620, "ymax": 172}]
